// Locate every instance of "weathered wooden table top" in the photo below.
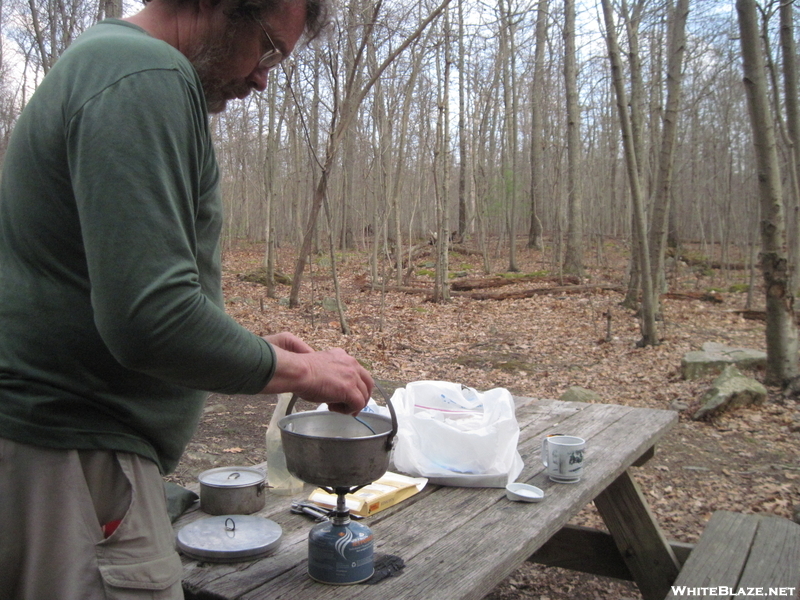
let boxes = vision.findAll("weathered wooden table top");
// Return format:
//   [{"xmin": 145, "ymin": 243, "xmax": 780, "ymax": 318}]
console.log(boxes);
[{"xmin": 176, "ymin": 397, "xmax": 678, "ymax": 600}]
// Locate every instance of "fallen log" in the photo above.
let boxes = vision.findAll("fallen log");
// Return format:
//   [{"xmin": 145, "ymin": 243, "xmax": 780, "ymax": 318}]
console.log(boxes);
[
  {"xmin": 359, "ymin": 282, "xmax": 621, "ymax": 300},
  {"xmin": 465, "ymin": 283, "xmax": 622, "ymax": 301},
  {"xmin": 451, "ymin": 274, "xmax": 580, "ymax": 291},
  {"xmin": 734, "ymin": 309, "xmax": 800, "ymax": 325},
  {"xmin": 450, "ymin": 245, "xmax": 484, "ymax": 257},
  {"xmin": 674, "ymin": 254, "xmax": 747, "ymax": 271},
  {"xmin": 360, "ymin": 282, "xmax": 740, "ymax": 304},
  {"xmin": 662, "ymin": 291, "xmax": 723, "ymax": 304},
  {"xmin": 359, "ymin": 283, "xmax": 431, "ymax": 295}
]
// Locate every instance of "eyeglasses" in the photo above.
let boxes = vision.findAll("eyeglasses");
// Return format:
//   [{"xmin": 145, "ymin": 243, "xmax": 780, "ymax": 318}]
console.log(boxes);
[{"xmin": 255, "ymin": 20, "xmax": 284, "ymax": 72}]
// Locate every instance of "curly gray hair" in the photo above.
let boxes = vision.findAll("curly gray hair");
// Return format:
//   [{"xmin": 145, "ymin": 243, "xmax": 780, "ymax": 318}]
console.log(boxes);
[{"xmin": 144, "ymin": 0, "xmax": 329, "ymax": 41}]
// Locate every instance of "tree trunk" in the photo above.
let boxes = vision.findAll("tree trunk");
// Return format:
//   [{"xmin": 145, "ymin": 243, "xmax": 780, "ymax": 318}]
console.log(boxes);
[
  {"xmin": 322, "ymin": 187, "xmax": 350, "ymax": 334},
  {"xmin": 261, "ymin": 74, "xmax": 289, "ymax": 298},
  {"xmin": 528, "ymin": 0, "xmax": 547, "ymax": 250},
  {"xmin": 101, "ymin": 0, "xmax": 122, "ymax": 19},
  {"xmin": 736, "ymin": 0, "xmax": 799, "ymax": 386},
  {"xmin": 648, "ymin": 0, "xmax": 689, "ymax": 301},
  {"xmin": 499, "ymin": 0, "xmax": 518, "ymax": 273},
  {"xmin": 368, "ymin": 41, "xmax": 386, "ymax": 287},
  {"xmin": 457, "ymin": 0, "xmax": 467, "ymax": 243},
  {"xmin": 562, "ymin": 0, "xmax": 583, "ymax": 277},
  {"xmin": 780, "ymin": 0, "xmax": 800, "ymax": 294},
  {"xmin": 621, "ymin": 0, "xmax": 646, "ymax": 308},
  {"xmin": 433, "ymin": 7, "xmax": 451, "ymax": 303},
  {"xmin": 389, "ymin": 32, "xmax": 432, "ymax": 285},
  {"xmin": 288, "ymin": 0, "xmax": 452, "ymax": 307},
  {"xmin": 601, "ymin": 0, "xmax": 658, "ymax": 346}
]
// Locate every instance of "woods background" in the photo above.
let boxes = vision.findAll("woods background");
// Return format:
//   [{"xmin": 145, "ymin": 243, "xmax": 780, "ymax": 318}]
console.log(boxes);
[
  {"xmin": 4, "ymin": 5, "xmax": 799, "ymax": 597},
  {"xmin": 0, "ymin": 0, "xmax": 798, "ymax": 374}
]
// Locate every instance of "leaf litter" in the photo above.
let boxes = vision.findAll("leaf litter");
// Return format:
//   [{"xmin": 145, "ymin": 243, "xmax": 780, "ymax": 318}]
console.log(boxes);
[{"xmin": 169, "ymin": 242, "xmax": 799, "ymax": 600}]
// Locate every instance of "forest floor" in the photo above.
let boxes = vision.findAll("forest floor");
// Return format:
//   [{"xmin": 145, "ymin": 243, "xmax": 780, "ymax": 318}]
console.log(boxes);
[{"xmin": 168, "ymin": 238, "xmax": 800, "ymax": 600}]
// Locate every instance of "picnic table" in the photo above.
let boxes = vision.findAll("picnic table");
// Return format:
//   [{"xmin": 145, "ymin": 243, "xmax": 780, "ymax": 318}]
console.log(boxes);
[{"xmin": 174, "ymin": 396, "xmax": 679, "ymax": 600}]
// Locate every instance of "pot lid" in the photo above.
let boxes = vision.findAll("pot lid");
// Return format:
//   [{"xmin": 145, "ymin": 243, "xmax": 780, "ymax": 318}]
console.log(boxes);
[
  {"xmin": 177, "ymin": 515, "xmax": 282, "ymax": 563},
  {"xmin": 198, "ymin": 466, "xmax": 265, "ymax": 489}
]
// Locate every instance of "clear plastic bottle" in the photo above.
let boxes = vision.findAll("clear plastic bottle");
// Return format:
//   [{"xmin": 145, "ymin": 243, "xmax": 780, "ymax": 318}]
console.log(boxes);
[{"xmin": 266, "ymin": 393, "xmax": 304, "ymax": 495}]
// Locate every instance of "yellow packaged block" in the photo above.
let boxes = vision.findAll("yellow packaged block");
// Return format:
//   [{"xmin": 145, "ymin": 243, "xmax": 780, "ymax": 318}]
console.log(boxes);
[{"xmin": 309, "ymin": 472, "xmax": 428, "ymax": 517}]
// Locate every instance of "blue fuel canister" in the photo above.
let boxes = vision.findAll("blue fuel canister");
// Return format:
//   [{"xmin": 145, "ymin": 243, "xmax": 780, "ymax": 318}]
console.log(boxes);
[{"xmin": 307, "ymin": 516, "xmax": 374, "ymax": 584}]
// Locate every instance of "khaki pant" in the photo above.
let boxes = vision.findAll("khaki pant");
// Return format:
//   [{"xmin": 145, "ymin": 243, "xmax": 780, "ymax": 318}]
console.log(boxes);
[{"xmin": 0, "ymin": 438, "xmax": 183, "ymax": 600}]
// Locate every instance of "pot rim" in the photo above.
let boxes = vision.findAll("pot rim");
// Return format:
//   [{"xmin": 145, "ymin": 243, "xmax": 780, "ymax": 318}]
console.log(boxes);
[
  {"xmin": 279, "ymin": 411, "xmax": 393, "ymax": 441},
  {"xmin": 280, "ymin": 385, "xmax": 398, "ymax": 448},
  {"xmin": 198, "ymin": 466, "xmax": 266, "ymax": 489}
]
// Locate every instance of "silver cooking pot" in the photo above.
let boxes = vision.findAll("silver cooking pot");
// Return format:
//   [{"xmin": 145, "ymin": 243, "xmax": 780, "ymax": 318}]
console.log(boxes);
[
  {"xmin": 198, "ymin": 466, "xmax": 267, "ymax": 515},
  {"xmin": 279, "ymin": 388, "xmax": 398, "ymax": 489}
]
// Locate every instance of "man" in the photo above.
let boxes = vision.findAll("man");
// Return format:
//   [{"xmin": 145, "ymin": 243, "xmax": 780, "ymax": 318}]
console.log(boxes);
[{"xmin": 0, "ymin": 0, "xmax": 372, "ymax": 598}]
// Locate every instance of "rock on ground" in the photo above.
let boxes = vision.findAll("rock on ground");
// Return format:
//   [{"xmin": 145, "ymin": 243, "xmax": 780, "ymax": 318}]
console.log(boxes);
[
  {"xmin": 681, "ymin": 342, "xmax": 766, "ymax": 380},
  {"xmin": 692, "ymin": 364, "xmax": 767, "ymax": 420}
]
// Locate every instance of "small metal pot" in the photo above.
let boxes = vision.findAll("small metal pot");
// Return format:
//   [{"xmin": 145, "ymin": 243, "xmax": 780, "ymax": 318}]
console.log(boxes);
[
  {"xmin": 279, "ymin": 392, "xmax": 398, "ymax": 489},
  {"xmin": 198, "ymin": 466, "xmax": 267, "ymax": 515}
]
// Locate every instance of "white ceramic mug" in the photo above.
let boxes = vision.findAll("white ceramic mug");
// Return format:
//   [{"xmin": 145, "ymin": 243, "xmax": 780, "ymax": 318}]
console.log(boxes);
[{"xmin": 541, "ymin": 434, "xmax": 585, "ymax": 483}]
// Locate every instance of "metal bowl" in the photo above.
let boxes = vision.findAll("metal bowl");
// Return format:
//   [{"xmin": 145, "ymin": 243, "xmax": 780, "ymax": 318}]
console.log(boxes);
[{"xmin": 279, "ymin": 396, "xmax": 397, "ymax": 489}]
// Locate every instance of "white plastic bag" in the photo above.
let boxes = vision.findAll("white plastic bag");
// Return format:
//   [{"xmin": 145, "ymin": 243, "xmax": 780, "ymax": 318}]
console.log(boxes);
[{"xmin": 390, "ymin": 381, "xmax": 524, "ymax": 487}]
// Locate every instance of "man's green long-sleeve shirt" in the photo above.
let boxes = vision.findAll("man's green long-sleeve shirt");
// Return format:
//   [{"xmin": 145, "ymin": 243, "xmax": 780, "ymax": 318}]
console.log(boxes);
[{"xmin": 0, "ymin": 20, "xmax": 275, "ymax": 474}]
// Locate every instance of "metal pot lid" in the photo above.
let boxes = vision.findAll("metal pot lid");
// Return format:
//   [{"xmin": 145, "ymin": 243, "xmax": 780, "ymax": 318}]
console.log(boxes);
[
  {"xmin": 177, "ymin": 515, "xmax": 282, "ymax": 563},
  {"xmin": 198, "ymin": 466, "xmax": 265, "ymax": 489}
]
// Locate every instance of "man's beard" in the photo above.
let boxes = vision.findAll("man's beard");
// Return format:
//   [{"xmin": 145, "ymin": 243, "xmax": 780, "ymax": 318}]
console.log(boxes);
[{"xmin": 188, "ymin": 25, "xmax": 251, "ymax": 114}]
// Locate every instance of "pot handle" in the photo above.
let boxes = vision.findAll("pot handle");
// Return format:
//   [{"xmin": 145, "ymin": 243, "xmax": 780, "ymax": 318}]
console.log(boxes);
[
  {"xmin": 285, "ymin": 384, "xmax": 399, "ymax": 450},
  {"xmin": 285, "ymin": 394, "xmax": 300, "ymax": 416},
  {"xmin": 373, "ymin": 381, "xmax": 398, "ymax": 450}
]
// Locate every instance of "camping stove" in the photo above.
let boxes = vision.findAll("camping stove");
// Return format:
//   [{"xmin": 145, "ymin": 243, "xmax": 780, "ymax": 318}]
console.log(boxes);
[
  {"xmin": 278, "ymin": 386, "xmax": 397, "ymax": 585},
  {"xmin": 307, "ymin": 486, "xmax": 374, "ymax": 584}
]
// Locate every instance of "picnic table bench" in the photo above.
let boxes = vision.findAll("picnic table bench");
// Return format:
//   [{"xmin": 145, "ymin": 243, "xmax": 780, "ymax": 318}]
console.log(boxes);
[
  {"xmin": 174, "ymin": 396, "xmax": 684, "ymax": 600},
  {"xmin": 665, "ymin": 511, "xmax": 800, "ymax": 600}
]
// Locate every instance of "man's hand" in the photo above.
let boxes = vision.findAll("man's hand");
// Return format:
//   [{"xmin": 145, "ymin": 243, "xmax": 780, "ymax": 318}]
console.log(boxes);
[
  {"xmin": 264, "ymin": 332, "xmax": 314, "ymax": 354},
  {"xmin": 260, "ymin": 334, "xmax": 373, "ymax": 415}
]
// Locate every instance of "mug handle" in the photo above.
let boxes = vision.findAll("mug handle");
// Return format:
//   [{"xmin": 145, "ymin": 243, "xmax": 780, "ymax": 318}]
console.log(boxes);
[
  {"xmin": 541, "ymin": 434, "xmax": 565, "ymax": 468},
  {"xmin": 541, "ymin": 436, "xmax": 548, "ymax": 467}
]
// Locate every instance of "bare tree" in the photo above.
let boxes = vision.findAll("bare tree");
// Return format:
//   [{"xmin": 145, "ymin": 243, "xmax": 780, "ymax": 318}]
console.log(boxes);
[
  {"xmin": 649, "ymin": 0, "xmax": 690, "ymax": 301},
  {"xmin": 98, "ymin": 0, "xmax": 121, "ymax": 19},
  {"xmin": 0, "ymin": 0, "xmax": 23, "ymax": 163},
  {"xmin": 736, "ymin": 0, "xmax": 798, "ymax": 386},
  {"xmin": 259, "ymin": 67, "xmax": 293, "ymax": 296},
  {"xmin": 527, "ymin": 0, "xmax": 547, "ymax": 250},
  {"xmin": 499, "ymin": 0, "xmax": 520, "ymax": 273},
  {"xmin": 620, "ymin": 0, "xmax": 646, "ymax": 307},
  {"xmin": 433, "ymin": 3, "xmax": 451, "ymax": 302},
  {"xmin": 600, "ymin": 0, "xmax": 658, "ymax": 346},
  {"xmin": 16, "ymin": 0, "xmax": 98, "ymax": 75},
  {"xmin": 386, "ymin": 34, "xmax": 430, "ymax": 286},
  {"xmin": 288, "ymin": 0, "xmax": 452, "ymax": 309},
  {"xmin": 456, "ymin": 0, "xmax": 469, "ymax": 244},
  {"xmin": 779, "ymin": 0, "xmax": 800, "ymax": 293},
  {"xmin": 562, "ymin": 0, "xmax": 583, "ymax": 277}
]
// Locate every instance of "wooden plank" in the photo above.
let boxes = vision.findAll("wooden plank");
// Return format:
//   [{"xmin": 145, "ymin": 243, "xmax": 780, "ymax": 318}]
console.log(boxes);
[
  {"xmin": 177, "ymin": 400, "xmax": 676, "ymax": 600},
  {"xmin": 632, "ymin": 445, "xmax": 655, "ymax": 467},
  {"xmin": 529, "ymin": 524, "xmax": 634, "ymax": 580},
  {"xmin": 671, "ymin": 541, "xmax": 695, "ymax": 567},
  {"xmin": 594, "ymin": 470, "xmax": 681, "ymax": 600},
  {"xmin": 240, "ymin": 403, "xmax": 674, "ymax": 600},
  {"xmin": 184, "ymin": 398, "xmax": 581, "ymax": 599},
  {"xmin": 236, "ymin": 401, "xmax": 630, "ymax": 600},
  {"xmin": 528, "ymin": 524, "xmax": 693, "ymax": 580},
  {"xmin": 665, "ymin": 511, "xmax": 760, "ymax": 600},
  {"xmin": 736, "ymin": 514, "xmax": 800, "ymax": 595}
]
